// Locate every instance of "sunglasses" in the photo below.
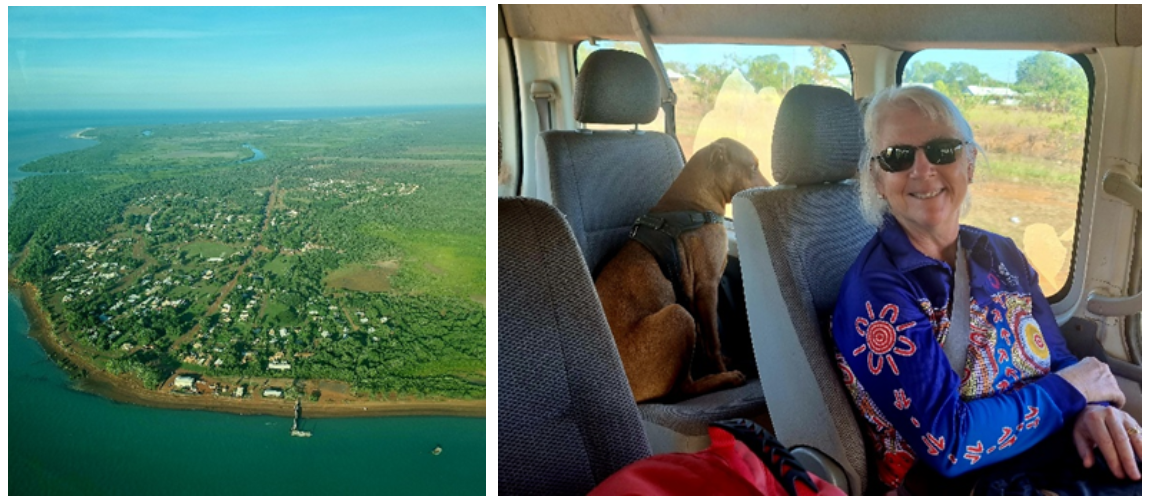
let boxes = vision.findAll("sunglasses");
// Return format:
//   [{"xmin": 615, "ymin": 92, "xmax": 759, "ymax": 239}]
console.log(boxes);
[{"xmin": 872, "ymin": 139, "xmax": 967, "ymax": 173}]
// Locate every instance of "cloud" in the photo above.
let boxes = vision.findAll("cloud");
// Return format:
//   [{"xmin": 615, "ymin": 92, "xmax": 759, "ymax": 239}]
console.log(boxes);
[{"xmin": 10, "ymin": 29, "xmax": 218, "ymax": 40}]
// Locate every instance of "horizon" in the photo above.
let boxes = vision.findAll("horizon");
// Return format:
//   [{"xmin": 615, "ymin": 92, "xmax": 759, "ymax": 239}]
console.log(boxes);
[
  {"xmin": 8, "ymin": 7, "xmax": 485, "ymax": 110},
  {"xmin": 8, "ymin": 103, "xmax": 484, "ymax": 113}
]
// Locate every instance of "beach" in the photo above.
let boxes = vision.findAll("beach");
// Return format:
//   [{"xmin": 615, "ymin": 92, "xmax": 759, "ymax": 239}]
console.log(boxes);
[{"xmin": 10, "ymin": 275, "xmax": 485, "ymax": 419}]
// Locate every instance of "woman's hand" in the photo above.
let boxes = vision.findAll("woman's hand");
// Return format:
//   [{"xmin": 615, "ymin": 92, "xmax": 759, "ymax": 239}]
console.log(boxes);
[
  {"xmin": 1055, "ymin": 357, "xmax": 1125, "ymax": 407},
  {"xmin": 1072, "ymin": 404, "xmax": 1142, "ymax": 480}
]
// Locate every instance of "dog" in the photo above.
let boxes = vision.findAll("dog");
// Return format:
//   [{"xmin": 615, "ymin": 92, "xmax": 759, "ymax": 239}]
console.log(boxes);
[{"xmin": 595, "ymin": 138, "xmax": 770, "ymax": 402}]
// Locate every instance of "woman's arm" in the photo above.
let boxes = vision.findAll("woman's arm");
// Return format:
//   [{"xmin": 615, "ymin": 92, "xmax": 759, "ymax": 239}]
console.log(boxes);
[{"xmin": 833, "ymin": 271, "xmax": 1085, "ymax": 477}]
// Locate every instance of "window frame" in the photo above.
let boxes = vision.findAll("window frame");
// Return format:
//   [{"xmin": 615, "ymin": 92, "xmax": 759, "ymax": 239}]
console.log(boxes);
[
  {"xmin": 894, "ymin": 49, "xmax": 1096, "ymax": 303},
  {"xmin": 499, "ymin": 7, "xmax": 525, "ymax": 196}
]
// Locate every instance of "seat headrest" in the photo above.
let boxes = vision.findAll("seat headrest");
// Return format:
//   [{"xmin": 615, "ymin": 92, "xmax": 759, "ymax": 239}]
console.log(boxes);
[
  {"xmin": 771, "ymin": 85, "xmax": 864, "ymax": 186},
  {"xmin": 575, "ymin": 50, "xmax": 661, "ymax": 125}
]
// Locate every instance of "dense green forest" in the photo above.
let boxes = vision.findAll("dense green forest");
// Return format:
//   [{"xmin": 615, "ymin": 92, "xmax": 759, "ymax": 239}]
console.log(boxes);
[{"xmin": 9, "ymin": 107, "xmax": 485, "ymax": 400}]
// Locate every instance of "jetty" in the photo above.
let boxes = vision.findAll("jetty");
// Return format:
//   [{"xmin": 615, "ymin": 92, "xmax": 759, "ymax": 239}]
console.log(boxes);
[{"xmin": 291, "ymin": 399, "xmax": 312, "ymax": 438}]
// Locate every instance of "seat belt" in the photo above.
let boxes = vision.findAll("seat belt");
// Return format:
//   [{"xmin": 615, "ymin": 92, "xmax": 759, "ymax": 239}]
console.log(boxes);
[
  {"xmin": 530, "ymin": 81, "xmax": 556, "ymax": 132},
  {"xmin": 630, "ymin": 5, "xmax": 678, "ymax": 137},
  {"xmin": 945, "ymin": 244, "xmax": 971, "ymax": 375}
]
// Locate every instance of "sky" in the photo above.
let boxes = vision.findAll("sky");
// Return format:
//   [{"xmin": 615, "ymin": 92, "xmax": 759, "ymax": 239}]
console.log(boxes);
[{"xmin": 8, "ymin": 7, "xmax": 485, "ymax": 110}]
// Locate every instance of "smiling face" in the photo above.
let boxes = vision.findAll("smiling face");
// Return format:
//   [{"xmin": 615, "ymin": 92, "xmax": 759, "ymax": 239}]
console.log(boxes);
[{"xmin": 873, "ymin": 105, "xmax": 975, "ymax": 241}]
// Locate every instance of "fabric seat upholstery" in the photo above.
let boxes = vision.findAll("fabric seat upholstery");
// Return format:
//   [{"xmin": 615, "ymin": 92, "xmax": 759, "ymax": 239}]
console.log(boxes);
[
  {"xmin": 733, "ymin": 85, "xmax": 876, "ymax": 495},
  {"xmin": 635, "ymin": 378, "xmax": 770, "ymax": 454},
  {"xmin": 498, "ymin": 197, "xmax": 651, "ymax": 495},
  {"xmin": 539, "ymin": 49, "xmax": 684, "ymax": 273}
]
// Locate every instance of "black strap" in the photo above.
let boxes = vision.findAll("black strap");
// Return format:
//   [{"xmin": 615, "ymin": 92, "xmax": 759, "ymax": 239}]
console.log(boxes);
[
  {"xmin": 630, "ymin": 224, "xmax": 689, "ymax": 308},
  {"xmin": 711, "ymin": 418, "xmax": 819, "ymax": 496},
  {"xmin": 628, "ymin": 211, "xmax": 723, "ymax": 312},
  {"xmin": 633, "ymin": 211, "xmax": 723, "ymax": 237}
]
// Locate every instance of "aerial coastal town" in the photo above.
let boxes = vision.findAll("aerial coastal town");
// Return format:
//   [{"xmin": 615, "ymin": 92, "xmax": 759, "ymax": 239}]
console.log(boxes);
[{"xmin": 9, "ymin": 109, "xmax": 486, "ymax": 414}]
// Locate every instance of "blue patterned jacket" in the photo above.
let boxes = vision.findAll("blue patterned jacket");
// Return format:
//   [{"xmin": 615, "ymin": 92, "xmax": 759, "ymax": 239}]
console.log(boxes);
[{"xmin": 831, "ymin": 215, "xmax": 1084, "ymax": 488}]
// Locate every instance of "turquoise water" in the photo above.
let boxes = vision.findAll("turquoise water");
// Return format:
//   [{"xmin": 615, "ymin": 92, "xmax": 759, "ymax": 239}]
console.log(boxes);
[
  {"xmin": 7, "ymin": 108, "xmax": 485, "ymax": 495},
  {"xmin": 240, "ymin": 143, "xmax": 268, "ymax": 163}
]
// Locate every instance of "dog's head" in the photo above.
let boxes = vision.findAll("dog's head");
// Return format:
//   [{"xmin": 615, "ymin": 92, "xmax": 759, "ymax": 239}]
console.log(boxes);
[{"xmin": 694, "ymin": 138, "xmax": 771, "ymax": 201}]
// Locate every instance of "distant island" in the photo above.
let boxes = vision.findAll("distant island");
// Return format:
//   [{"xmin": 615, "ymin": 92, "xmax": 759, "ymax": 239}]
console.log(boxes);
[{"xmin": 9, "ymin": 108, "xmax": 485, "ymax": 417}]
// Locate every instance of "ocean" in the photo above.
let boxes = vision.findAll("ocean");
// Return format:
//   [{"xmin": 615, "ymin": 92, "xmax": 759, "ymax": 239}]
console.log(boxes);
[{"xmin": 6, "ymin": 108, "xmax": 485, "ymax": 496}]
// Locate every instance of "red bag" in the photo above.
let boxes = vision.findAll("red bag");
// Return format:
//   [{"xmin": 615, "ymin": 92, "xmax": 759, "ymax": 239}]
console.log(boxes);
[{"xmin": 590, "ymin": 419, "xmax": 846, "ymax": 496}]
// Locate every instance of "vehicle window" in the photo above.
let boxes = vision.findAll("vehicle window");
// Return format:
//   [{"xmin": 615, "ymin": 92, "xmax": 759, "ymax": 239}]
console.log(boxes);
[
  {"xmin": 578, "ymin": 41, "xmax": 852, "ymax": 216},
  {"xmin": 901, "ymin": 50, "xmax": 1090, "ymax": 298}
]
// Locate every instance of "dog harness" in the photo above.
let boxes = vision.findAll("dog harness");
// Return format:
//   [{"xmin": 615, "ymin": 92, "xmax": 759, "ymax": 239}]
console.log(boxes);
[{"xmin": 629, "ymin": 210, "xmax": 724, "ymax": 310}]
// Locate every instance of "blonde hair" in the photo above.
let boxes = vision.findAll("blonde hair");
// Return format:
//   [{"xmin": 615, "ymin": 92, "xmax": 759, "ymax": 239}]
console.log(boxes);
[{"xmin": 857, "ymin": 86, "xmax": 981, "ymax": 227}]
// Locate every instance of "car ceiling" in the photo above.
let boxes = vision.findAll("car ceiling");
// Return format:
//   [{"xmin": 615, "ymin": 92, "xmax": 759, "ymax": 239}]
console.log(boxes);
[{"xmin": 500, "ymin": 5, "xmax": 1141, "ymax": 52}]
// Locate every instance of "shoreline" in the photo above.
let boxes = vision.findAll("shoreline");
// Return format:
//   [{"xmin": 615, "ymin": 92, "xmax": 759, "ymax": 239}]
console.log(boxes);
[
  {"xmin": 70, "ymin": 127, "xmax": 94, "ymax": 140},
  {"xmin": 9, "ymin": 275, "xmax": 484, "ymax": 419}
]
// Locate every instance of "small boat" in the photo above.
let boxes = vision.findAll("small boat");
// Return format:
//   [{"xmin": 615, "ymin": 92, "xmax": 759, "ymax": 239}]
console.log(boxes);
[{"xmin": 432, "ymin": 445, "xmax": 443, "ymax": 456}]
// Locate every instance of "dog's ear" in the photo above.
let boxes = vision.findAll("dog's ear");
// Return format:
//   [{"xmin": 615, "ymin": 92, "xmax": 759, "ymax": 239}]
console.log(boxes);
[{"xmin": 709, "ymin": 141, "xmax": 728, "ymax": 170}]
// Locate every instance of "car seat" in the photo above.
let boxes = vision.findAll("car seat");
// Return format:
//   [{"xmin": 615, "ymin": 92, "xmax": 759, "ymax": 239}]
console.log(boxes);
[
  {"xmin": 732, "ymin": 84, "xmax": 876, "ymax": 495},
  {"xmin": 498, "ymin": 196, "xmax": 651, "ymax": 495}
]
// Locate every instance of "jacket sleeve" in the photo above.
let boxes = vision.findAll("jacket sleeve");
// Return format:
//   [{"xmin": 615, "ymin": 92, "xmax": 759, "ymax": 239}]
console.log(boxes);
[{"xmin": 833, "ymin": 270, "xmax": 1085, "ymax": 477}]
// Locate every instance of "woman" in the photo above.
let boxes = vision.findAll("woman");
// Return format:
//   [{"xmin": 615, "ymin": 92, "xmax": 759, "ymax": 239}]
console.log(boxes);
[{"xmin": 831, "ymin": 86, "xmax": 1141, "ymax": 494}]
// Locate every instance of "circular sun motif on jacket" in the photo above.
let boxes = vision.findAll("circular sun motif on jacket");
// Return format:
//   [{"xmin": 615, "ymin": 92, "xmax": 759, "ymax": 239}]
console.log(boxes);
[
  {"xmin": 854, "ymin": 301, "xmax": 918, "ymax": 376},
  {"xmin": 1017, "ymin": 316, "xmax": 1049, "ymax": 359},
  {"xmin": 1024, "ymin": 322, "xmax": 1048, "ymax": 359},
  {"xmin": 1011, "ymin": 316, "xmax": 1050, "ymax": 375},
  {"xmin": 1006, "ymin": 297, "xmax": 1050, "ymax": 375}
]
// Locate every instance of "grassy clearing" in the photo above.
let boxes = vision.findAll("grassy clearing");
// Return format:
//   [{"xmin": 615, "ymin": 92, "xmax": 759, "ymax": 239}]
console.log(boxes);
[
  {"xmin": 177, "ymin": 362, "xmax": 213, "ymax": 374},
  {"xmin": 185, "ymin": 283, "xmax": 223, "ymax": 311},
  {"xmin": 123, "ymin": 205, "xmax": 153, "ymax": 216},
  {"xmin": 263, "ymin": 254, "xmax": 294, "ymax": 275},
  {"xmin": 980, "ymin": 153, "xmax": 1082, "ymax": 187},
  {"xmin": 181, "ymin": 241, "xmax": 235, "ymax": 258},
  {"xmin": 324, "ymin": 261, "xmax": 400, "ymax": 292},
  {"xmin": 264, "ymin": 300, "xmax": 297, "ymax": 326},
  {"xmin": 963, "ymin": 104, "xmax": 1072, "ymax": 131},
  {"xmin": 371, "ymin": 229, "xmax": 484, "ymax": 299},
  {"xmin": 114, "ymin": 137, "xmax": 249, "ymax": 167}
]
